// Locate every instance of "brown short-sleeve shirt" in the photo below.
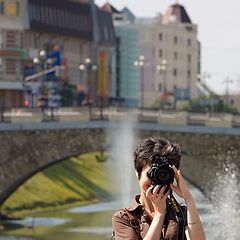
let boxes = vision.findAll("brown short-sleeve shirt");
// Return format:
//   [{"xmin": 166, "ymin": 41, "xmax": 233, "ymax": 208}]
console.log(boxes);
[{"xmin": 112, "ymin": 195, "xmax": 186, "ymax": 240}]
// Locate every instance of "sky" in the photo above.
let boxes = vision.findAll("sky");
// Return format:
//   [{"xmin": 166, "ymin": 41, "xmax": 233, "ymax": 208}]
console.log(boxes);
[{"xmin": 95, "ymin": 0, "xmax": 240, "ymax": 95}]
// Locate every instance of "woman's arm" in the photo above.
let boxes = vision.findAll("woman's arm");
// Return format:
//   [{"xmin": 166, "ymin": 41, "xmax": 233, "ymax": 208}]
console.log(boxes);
[
  {"xmin": 185, "ymin": 192, "xmax": 205, "ymax": 240},
  {"xmin": 170, "ymin": 166, "xmax": 205, "ymax": 240}
]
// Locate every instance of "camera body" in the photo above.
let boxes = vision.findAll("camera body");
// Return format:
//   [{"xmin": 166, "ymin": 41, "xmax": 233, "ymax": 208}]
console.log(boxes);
[{"xmin": 147, "ymin": 156, "xmax": 175, "ymax": 194}]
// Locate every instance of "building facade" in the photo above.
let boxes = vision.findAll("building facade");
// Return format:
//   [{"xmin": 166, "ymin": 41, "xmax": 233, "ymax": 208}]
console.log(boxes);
[
  {"xmin": 153, "ymin": 3, "xmax": 199, "ymax": 109},
  {"xmin": 102, "ymin": 2, "xmax": 200, "ymax": 109},
  {"xmin": 0, "ymin": 0, "xmax": 115, "ymax": 107}
]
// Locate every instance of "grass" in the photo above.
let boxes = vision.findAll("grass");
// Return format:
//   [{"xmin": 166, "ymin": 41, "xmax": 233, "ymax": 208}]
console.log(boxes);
[{"xmin": 2, "ymin": 152, "xmax": 116, "ymax": 217}]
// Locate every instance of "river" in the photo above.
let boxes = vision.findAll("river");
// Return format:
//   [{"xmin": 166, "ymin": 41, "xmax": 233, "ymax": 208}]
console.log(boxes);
[{"xmin": 0, "ymin": 183, "xmax": 236, "ymax": 240}]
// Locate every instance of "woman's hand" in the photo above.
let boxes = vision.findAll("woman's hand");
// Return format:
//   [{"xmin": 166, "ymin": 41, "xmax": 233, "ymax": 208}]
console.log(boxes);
[
  {"xmin": 146, "ymin": 185, "xmax": 170, "ymax": 216},
  {"xmin": 170, "ymin": 165, "xmax": 192, "ymax": 203}
]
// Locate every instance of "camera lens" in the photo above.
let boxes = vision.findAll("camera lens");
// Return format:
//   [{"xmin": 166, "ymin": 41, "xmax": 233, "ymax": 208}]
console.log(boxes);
[
  {"xmin": 155, "ymin": 167, "xmax": 170, "ymax": 182},
  {"xmin": 147, "ymin": 163, "xmax": 175, "ymax": 187}
]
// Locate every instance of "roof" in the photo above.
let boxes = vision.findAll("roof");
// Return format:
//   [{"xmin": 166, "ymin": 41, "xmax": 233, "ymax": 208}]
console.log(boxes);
[
  {"xmin": 121, "ymin": 7, "xmax": 136, "ymax": 22},
  {"xmin": 101, "ymin": 3, "xmax": 120, "ymax": 14},
  {"xmin": 162, "ymin": 3, "xmax": 192, "ymax": 24}
]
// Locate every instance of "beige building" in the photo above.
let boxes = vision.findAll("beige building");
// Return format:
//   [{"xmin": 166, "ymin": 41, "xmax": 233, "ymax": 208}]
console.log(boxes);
[{"xmin": 141, "ymin": 3, "xmax": 199, "ymax": 109}]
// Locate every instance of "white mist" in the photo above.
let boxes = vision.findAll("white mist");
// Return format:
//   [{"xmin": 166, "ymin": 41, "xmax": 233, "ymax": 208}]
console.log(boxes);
[
  {"xmin": 206, "ymin": 162, "xmax": 240, "ymax": 239},
  {"xmin": 108, "ymin": 118, "xmax": 138, "ymax": 208}
]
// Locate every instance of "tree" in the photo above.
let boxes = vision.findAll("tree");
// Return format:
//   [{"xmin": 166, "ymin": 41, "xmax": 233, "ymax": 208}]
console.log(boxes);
[
  {"xmin": 183, "ymin": 97, "xmax": 239, "ymax": 114},
  {"xmin": 59, "ymin": 81, "xmax": 76, "ymax": 106}
]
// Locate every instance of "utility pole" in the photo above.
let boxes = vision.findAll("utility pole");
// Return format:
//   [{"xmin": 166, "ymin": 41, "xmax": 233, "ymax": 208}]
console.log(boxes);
[{"xmin": 223, "ymin": 77, "xmax": 233, "ymax": 105}]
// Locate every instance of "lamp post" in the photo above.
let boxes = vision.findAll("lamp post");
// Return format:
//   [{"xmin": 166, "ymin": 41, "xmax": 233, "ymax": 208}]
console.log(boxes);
[
  {"xmin": 156, "ymin": 59, "xmax": 168, "ymax": 94},
  {"xmin": 156, "ymin": 59, "xmax": 168, "ymax": 109},
  {"xmin": 33, "ymin": 49, "xmax": 51, "ymax": 108},
  {"xmin": 79, "ymin": 58, "xmax": 98, "ymax": 105},
  {"xmin": 134, "ymin": 55, "xmax": 146, "ymax": 108}
]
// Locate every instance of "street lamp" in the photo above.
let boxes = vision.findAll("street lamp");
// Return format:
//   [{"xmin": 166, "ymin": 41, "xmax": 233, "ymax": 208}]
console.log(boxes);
[
  {"xmin": 134, "ymin": 55, "xmax": 146, "ymax": 108},
  {"xmin": 32, "ymin": 49, "xmax": 50, "ymax": 108},
  {"xmin": 79, "ymin": 58, "xmax": 98, "ymax": 105},
  {"xmin": 156, "ymin": 59, "xmax": 169, "ymax": 109},
  {"xmin": 156, "ymin": 59, "xmax": 168, "ymax": 94}
]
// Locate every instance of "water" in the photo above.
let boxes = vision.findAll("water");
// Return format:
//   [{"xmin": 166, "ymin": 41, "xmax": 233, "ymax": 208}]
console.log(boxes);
[
  {"xmin": 0, "ymin": 185, "xmax": 233, "ymax": 240},
  {"xmin": 0, "ymin": 186, "xmax": 227, "ymax": 240},
  {"xmin": 203, "ymin": 161, "xmax": 240, "ymax": 239}
]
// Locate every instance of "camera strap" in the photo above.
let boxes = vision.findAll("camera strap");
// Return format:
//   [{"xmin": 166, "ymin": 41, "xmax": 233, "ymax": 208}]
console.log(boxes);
[{"xmin": 169, "ymin": 194, "xmax": 186, "ymax": 240}]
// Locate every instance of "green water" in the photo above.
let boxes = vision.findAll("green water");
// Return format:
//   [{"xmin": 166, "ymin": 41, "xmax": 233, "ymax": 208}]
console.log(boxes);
[{"xmin": 0, "ymin": 202, "xmax": 116, "ymax": 240}]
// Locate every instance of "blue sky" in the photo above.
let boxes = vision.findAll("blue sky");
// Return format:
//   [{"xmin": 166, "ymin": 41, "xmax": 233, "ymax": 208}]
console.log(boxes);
[{"xmin": 95, "ymin": 0, "xmax": 240, "ymax": 95}]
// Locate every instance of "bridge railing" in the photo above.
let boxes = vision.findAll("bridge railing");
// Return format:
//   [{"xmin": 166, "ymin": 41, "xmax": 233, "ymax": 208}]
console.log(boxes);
[{"xmin": 0, "ymin": 106, "xmax": 238, "ymax": 128}]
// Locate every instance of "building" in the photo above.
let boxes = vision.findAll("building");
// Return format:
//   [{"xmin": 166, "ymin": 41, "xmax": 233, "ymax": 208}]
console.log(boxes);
[
  {"xmin": 101, "ymin": 2, "xmax": 200, "ymax": 109},
  {"xmin": 102, "ymin": 3, "xmax": 141, "ymax": 107},
  {"xmin": 153, "ymin": 3, "xmax": 199, "ymax": 109},
  {"xmin": 0, "ymin": 0, "xmax": 115, "ymax": 107}
]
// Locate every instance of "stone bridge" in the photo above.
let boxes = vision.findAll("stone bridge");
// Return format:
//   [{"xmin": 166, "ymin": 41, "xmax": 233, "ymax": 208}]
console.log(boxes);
[{"xmin": 0, "ymin": 120, "xmax": 240, "ymax": 205}]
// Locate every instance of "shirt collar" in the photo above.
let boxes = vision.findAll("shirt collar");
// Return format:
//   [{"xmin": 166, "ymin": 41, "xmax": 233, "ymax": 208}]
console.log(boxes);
[{"xmin": 127, "ymin": 195, "xmax": 143, "ymax": 212}]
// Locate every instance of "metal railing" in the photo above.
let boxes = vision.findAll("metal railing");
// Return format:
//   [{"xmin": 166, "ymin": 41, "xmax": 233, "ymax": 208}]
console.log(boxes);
[{"xmin": 0, "ymin": 106, "xmax": 239, "ymax": 128}]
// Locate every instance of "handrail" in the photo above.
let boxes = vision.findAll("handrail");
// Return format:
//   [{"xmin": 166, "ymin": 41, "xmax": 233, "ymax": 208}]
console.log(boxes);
[{"xmin": 0, "ymin": 106, "xmax": 239, "ymax": 128}]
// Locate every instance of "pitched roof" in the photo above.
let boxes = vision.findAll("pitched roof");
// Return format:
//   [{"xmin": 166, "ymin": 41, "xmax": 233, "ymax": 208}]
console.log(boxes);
[
  {"xmin": 162, "ymin": 3, "xmax": 192, "ymax": 24},
  {"xmin": 101, "ymin": 3, "xmax": 120, "ymax": 14}
]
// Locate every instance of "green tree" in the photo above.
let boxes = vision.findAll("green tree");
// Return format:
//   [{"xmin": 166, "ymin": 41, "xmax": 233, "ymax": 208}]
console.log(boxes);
[
  {"xmin": 183, "ymin": 97, "xmax": 239, "ymax": 114},
  {"xmin": 59, "ymin": 81, "xmax": 76, "ymax": 106}
]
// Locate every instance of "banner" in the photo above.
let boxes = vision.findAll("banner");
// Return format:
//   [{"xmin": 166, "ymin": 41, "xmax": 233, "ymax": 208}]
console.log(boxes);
[{"xmin": 98, "ymin": 51, "xmax": 107, "ymax": 97}]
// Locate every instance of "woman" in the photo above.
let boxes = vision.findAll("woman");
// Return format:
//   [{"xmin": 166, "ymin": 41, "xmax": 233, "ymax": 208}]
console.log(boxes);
[{"xmin": 112, "ymin": 137, "xmax": 205, "ymax": 240}]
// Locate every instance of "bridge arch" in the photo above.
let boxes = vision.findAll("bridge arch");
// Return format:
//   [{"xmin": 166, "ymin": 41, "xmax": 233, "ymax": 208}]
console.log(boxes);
[{"xmin": 0, "ymin": 121, "xmax": 239, "ymax": 205}]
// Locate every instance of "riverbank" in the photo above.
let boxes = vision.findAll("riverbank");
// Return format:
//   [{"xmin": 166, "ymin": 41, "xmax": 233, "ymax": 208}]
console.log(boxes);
[{"xmin": 1, "ymin": 152, "xmax": 116, "ymax": 218}]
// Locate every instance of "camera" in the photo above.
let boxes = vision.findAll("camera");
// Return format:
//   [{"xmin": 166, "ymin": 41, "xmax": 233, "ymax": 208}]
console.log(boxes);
[{"xmin": 147, "ymin": 156, "xmax": 175, "ymax": 194}]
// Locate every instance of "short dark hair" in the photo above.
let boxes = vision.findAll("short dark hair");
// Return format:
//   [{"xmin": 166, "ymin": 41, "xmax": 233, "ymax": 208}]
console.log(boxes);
[{"xmin": 133, "ymin": 137, "xmax": 181, "ymax": 178}]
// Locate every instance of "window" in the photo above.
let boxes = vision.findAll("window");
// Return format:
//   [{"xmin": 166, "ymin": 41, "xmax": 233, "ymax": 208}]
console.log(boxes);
[
  {"xmin": 40, "ymin": 5, "xmax": 45, "ymax": 24},
  {"xmin": 186, "ymin": 26, "xmax": 193, "ymax": 32},
  {"xmin": 62, "ymin": 10, "xmax": 67, "ymax": 28},
  {"xmin": 173, "ymin": 68, "xmax": 177, "ymax": 76},
  {"xmin": 159, "ymin": 49, "xmax": 163, "ymax": 58},
  {"xmin": 6, "ymin": 30, "xmax": 16, "ymax": 48},
  {"xmin": 0, "ymin": 31, "xmax": 3, "ymax": 48},
  {"xmin": 187, "ymin": 54, "xmax": 191, "ymax": 63},
  {"xmin": 16, "ymin": 2, "xmax": 19, "ymax": 16},
  {"xmin": 104, "ymin": 26, "xmax": 109, "ymax": 41},
  {"xmin": 187, "ymin": 70, "xmax": 191, "ymax": 79},
  {"xmin": 0, "ymin": 58, "xmax": 3, "ymax": 79},
  {"xmin": 34, "ymin": 4, "xmax": 41, "ymax": 21},
  {"xmin": 187, "ymin": 38, "xmax": 191, "ymax": 46},
  {"xmin": 174, "ymin": 36, "xmax": 178, "ymax": 44},
  {"xmin": 44, "ymin": 6, "xmax": 49, "ymax": 25},
  {"xmin": 28, "ymin": 3, "xmax": 33, "ymax": 20},
  {"xmin": 174, "ymin": 52, "xmax": 178, "ymax": 60},
  {"xmin": 69, "ymin": 13, "xmax": 74, "ymax": 29},
  {"xmin": 158, "ymin": 83, "xmax": 162, "ymax": 91},
  {"xmin": 5, "ymin": 3, "xmax": 18, "ymax": 16},
  {"xmin": 5, "ymin": 60, "xmax": 16, "ymax": 74},
  {"xmin": 48, "ymin": 8, "xmax": 53, "ymax": 25},
  {"xmin": 170, "ymin": 15, "xmax": 176, "ymax": 23},
  {"xmin": 0, "ymin": 2, "xmax": 4, "ymax": 15},
  {"xmin": 159, "ymin": 33, "xmax": 163, "ymax": 41},
  {"xmin": 52, "ymin": 8, "xmax": 58, "ymax": 26}
]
